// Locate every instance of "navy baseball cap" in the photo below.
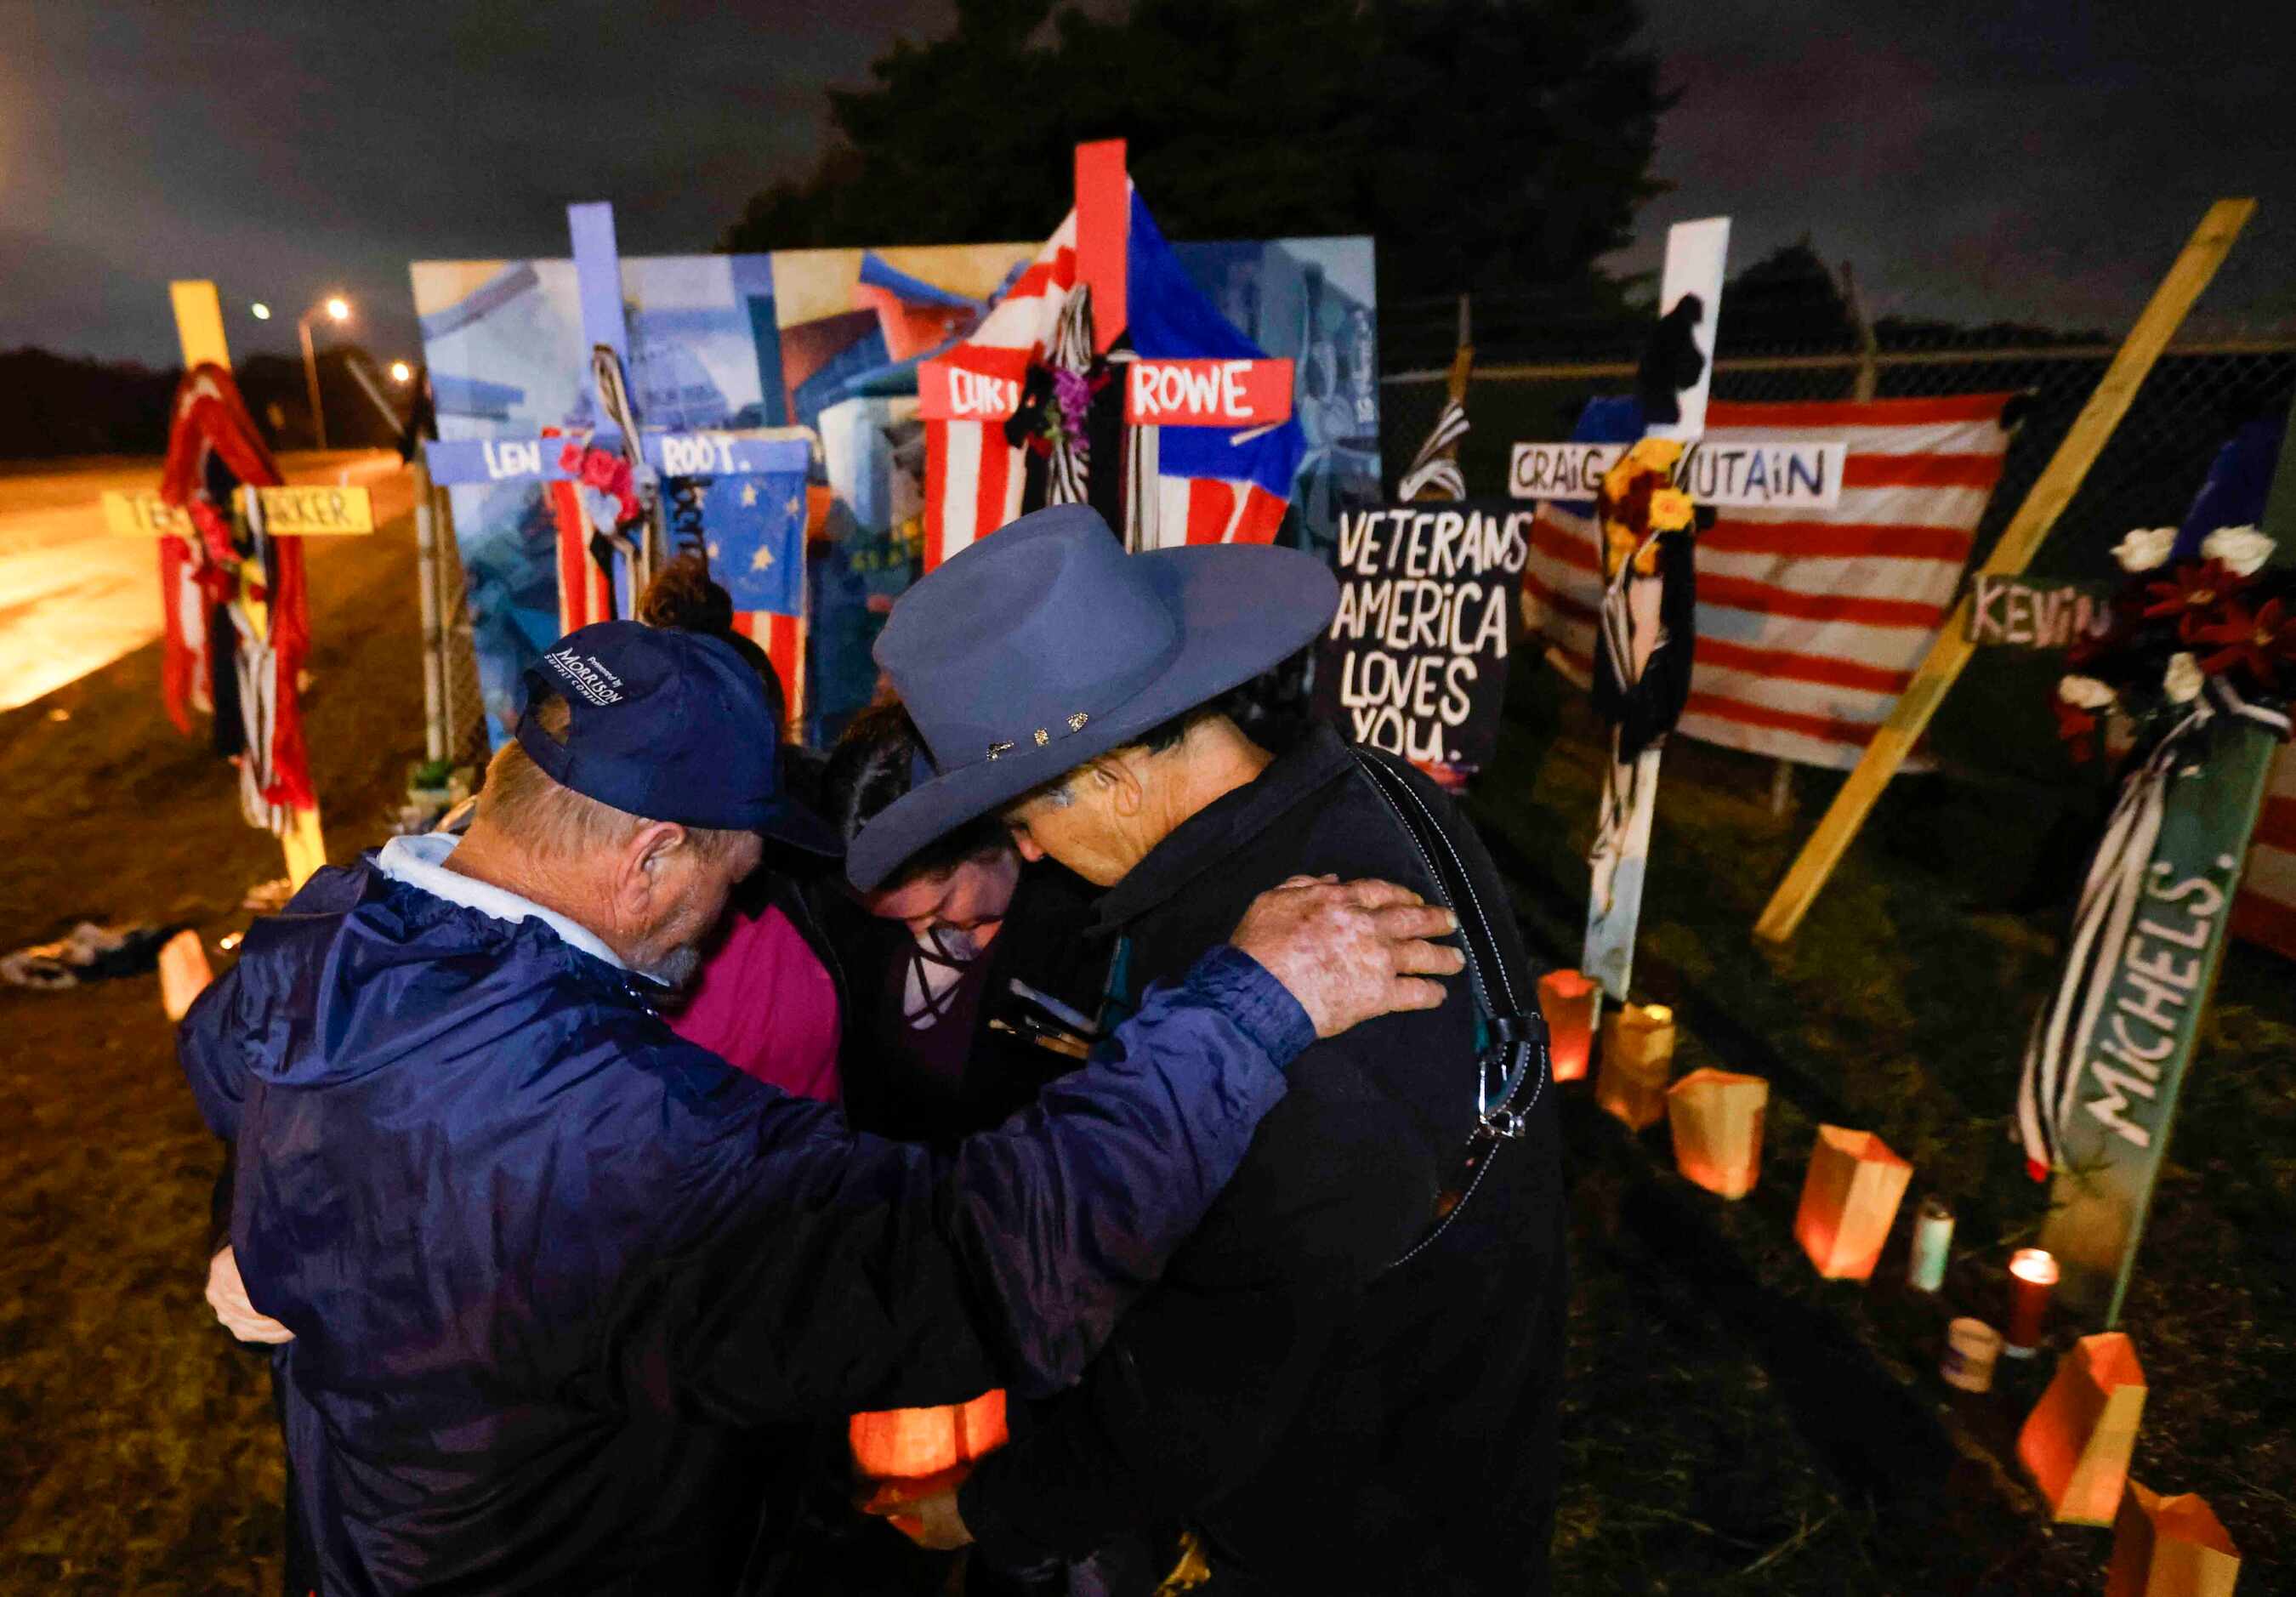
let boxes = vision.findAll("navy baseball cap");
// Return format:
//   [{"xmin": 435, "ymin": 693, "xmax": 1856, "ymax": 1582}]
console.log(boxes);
[{"xmin": 515, "ymin": 620, "xmax": 839, "ymax": 855}]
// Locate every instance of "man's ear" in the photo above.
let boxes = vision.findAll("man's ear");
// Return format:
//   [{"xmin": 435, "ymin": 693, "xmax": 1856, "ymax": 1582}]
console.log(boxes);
[
  {"xmin": 611, "ymin": 821, "xmax": 689, "ymax": 921},
  {"xmin": 1096, "ymin": 750, "xmax": 1149, "ymax": 818}
]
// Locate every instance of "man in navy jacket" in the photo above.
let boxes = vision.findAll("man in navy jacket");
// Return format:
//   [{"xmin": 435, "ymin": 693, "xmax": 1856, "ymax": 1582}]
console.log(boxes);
[{"xmin": 180, "ymin": 620, "xmax": 1461, "ymax": 1594}]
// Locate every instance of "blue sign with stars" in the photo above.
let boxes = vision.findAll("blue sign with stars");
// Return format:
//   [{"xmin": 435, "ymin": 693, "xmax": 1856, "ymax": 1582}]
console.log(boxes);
[{"xmin": 665, "ymin": 458, "xmax": 810, "ymax": 619}]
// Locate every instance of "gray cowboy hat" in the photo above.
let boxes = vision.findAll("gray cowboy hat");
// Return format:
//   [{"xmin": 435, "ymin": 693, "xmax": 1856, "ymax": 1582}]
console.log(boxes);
[{"xmin": 846, "ymin": 503, "xmax": 1338, "ymax": 890}]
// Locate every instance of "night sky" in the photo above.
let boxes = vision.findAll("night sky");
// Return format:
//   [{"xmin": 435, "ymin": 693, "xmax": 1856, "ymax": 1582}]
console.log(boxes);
[{"xmin": 5, "ymin": 0, "xmax": 2292, "ymax": 369}]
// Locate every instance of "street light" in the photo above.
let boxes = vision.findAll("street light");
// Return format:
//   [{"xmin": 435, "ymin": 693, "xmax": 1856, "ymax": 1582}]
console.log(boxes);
[
  {"xmin": 298, "ymin": 295, "xmax": 352, "ymax": 450},
  {"xmin": 389, "ymin": 360, "xmax": 412, "ymax": 384},
  {"xmin": 251, "ymin": 302, "xmax": 272, "ymax": 321}
]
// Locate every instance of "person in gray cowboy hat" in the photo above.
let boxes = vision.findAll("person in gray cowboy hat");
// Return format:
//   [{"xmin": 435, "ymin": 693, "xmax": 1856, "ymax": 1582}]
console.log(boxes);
[{"xmin": 850, "ymin": 503, "xmax": 1566, "ymax": 1595}]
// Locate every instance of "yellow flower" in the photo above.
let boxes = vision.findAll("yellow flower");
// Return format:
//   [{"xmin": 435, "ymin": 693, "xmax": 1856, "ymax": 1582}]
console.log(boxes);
[
  {"xmin": 1632, "ymin": 541, "xmax": 1662, "ymax": 577},
  {"xmin": 1647, "ymin": 487, "xmax": 1696, "ymax": 532},
  {"xmin": 1628, "ymin": 436, "xmax": 1684, "ymax": 473},
  {"xmin": 1600, "ymin": 458, "xmax": 1637, "ymax": 502}
]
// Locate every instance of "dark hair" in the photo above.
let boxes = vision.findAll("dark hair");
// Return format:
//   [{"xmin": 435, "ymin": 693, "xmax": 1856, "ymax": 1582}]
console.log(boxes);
[
  {"xmin": 638, "ymin": 553, "xmax": 783, "ymax": 735},
  {"xmin": 823, "ymin": 701, "xmax": 1009, "ymax": 888}
]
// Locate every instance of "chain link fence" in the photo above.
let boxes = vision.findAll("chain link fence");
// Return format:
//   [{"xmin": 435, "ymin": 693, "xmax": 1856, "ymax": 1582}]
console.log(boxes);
[{"xmin": 414, "ymin": 474, "xmax": 493, "ymax": 769}]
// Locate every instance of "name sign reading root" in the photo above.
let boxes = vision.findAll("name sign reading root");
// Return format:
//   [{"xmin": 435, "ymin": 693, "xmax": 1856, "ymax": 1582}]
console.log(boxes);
[
  {"xmin": 104, "ymin": 486, "xmax": 375, "ymax": 537},
  {"xmin": 1965, "ymin": 575, "xmax": 2117, "ymax": 650},
  {"xmin": 1509, "ymin": 440, "xmax": 1846, "ymax": 509},
  {"xmin": 1310, "ymin": 503, "xmax": 1530, "ymax": 770}
]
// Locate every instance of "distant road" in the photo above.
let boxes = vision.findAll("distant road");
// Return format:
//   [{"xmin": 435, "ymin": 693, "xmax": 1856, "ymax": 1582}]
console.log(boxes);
[{"xmin": 0, "ymin": 452, "xmax": 410, "ymax": 710}]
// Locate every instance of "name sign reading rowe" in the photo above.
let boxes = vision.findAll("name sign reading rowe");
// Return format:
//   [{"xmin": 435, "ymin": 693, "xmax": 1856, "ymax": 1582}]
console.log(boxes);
[
  {"xmin": 1310, "ymin": 503, "xmax": 1530, "ymax": 769},
  {"xmin": 1509, "ymin": 439, "xmax": 1845, "ymax": 510}
]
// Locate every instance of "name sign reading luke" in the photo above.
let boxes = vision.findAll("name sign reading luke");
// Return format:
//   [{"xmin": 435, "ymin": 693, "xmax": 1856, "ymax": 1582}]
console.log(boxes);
[
  {"xmin": 423, "ymin": 432, "xmax": 810, "ymax": 487},
  {"xmin": 103, "ymin": 486, "xmax": 375, "ymax": 537},
  {"xmin": 1124, "ymin": 359, "xmax": 1293, "ymax": 428},
  {"xmin": 1509, "ymin": 440, "xmax": 1846, "ymax": 509},
  {"xmin": 1310, "ymin": 503, "xmax": 1531, "ymax": 770}
]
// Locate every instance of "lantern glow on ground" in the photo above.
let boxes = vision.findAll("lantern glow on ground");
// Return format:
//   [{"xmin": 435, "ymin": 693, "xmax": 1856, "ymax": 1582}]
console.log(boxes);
[
  {"xmin": 1665, "ymin": 1067, "xmax": 1768, "ymax": 1198},
  {"xmin": 2019, "ymin": 1333, "xmax": 2147, "ymax": 1526},
  {"xmin": 1536, "ymin": 969, "xmax": 1597, "ymax": 1081},
  {"xmin": 1596, "ymin": 1002, "xmax": 1674, "ymax": 1130},
  {"xmin": 1793, "ymin": 1125, "xmax": 1912, "ymax": 1281}
]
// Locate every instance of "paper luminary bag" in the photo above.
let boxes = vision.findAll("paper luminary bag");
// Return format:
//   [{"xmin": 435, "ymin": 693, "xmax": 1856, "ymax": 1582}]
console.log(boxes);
[
  {"xmin": 850, "ymin": 1389, "xmax": 1009, "ymax": 1485},
  {"xmin": 157, "ymin": 929, "xmax": 213, "ymax": 1022},
  {"xmin": 1595, "ymin": 1003, "xmax": 1674, "ymax": 1130},
  {"xmin": 2107, "ymin": 1480, "xmax": 2242, "ymax": 1597},
  {"xmin": 1793, "ymin": 1125, "xmax": 1912, "ymax": 1280},
  {"xmin": 1536, "ymin": 969, "xmax": 1598, "ymax": 1082},
  {"xmin": 2019, "ymin": 1333, "xmax": 2148, "ymax": 1526},
  {"xmin": 1666, "ymin": 1068, "xmax": 1769, "ymax": 1198}
]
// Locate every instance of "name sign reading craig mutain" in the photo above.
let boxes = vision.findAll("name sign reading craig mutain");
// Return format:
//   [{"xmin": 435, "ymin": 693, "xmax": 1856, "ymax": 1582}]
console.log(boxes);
[{"xmin": 1509, "ymin": 440, "xmax": 1845, "ymax": 509}]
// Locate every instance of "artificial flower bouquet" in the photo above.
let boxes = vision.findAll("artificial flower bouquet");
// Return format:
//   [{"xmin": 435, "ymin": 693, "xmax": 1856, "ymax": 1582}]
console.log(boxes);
[{"xmin": 2052, "ymin": 524, "xmax": 2293, "ymax": 764}]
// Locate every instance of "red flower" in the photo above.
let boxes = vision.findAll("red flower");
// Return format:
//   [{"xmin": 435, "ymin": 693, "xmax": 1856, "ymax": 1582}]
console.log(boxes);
[
  {"xmin": 2141, "ymin": 560, "xmax": 2247, "ymax": 640},
  {"xmin": 2192, "ymin": 596, "xmax": 2296, "ymax": 690},
  {"xmin": 2050, "ymin": 696, "xmax": 2098, "ymax": 760}
]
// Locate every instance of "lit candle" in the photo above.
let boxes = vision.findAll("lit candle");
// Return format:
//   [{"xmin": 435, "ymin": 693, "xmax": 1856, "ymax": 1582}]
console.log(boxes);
[
  {"xmin": 1537, "ymin": 969, "xmax": 1597, "ymax": 1083},
  {"xmin": 2005, "ymin": 1247, "xmax": 2058, "ymax": 1357}
]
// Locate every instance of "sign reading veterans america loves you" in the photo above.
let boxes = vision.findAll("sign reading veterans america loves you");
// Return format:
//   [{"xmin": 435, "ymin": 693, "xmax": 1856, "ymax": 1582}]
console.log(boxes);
[{"xmin": 1311, "ymin": 504, "xmax": 1529, "ymax": 770}]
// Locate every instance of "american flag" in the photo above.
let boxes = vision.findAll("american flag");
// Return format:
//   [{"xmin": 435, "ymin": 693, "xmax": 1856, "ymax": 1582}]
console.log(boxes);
[
  {"xmin": 923, "ymin": 193, "xmax": 1302, "ymax": 568},
  {"xmin": 2233, "ymin": 746, "xmax": 2296, "ymax": 963},
  {"xmin": 1521, "ymin": 394, "xmax": 2016, "ymax": 768},
  {"xmin": 548, "ymin": 479, "xmax": 810, "ymax": 736}
]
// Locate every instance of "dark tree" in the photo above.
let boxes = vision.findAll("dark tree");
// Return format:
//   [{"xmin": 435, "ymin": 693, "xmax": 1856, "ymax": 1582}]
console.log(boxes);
[{"xmin": 724, "ymin": 0, "xmax": 1673, "ymax": 303}]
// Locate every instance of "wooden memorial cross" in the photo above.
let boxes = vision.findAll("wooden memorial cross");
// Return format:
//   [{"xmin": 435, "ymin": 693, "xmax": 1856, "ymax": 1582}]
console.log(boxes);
[
  {"xmin": 1752, "ymin": 198, "xmax": 2258, "ymax": 944},
  {"xmin": 913, "ymin": 140, "xmax": 1296, "ymax": 551},
  {"xmin": 1987, "ymin": 401, "xmax": 2296, "ymax": 1324},
  {"xmin": 419, "ymin": 202, "xmax": 816, "ymax": 722},
  {"xmin": 101, "ymin": 281, "xmax": 377, "ymax": 887}
]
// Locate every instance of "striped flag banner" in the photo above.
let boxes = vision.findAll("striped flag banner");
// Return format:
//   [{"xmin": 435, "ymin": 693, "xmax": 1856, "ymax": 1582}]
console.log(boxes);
[
  {"xmin": 2233, "ymin": 743, "xmax": 2296, "ymax": 961},
  {"xmin": 1523, "ymin": 394, "xmax": 2017, "ymax": 769}
]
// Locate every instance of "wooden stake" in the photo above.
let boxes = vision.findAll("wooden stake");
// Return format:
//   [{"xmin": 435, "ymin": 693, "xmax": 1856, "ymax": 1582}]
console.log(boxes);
[
  {"xmin": 1074, "ymin": 139, "xmax": 1129, "ymax": 354},
  {"xmin": 1752, "ymin": 199, "xmax": 2255, "ymax": 943}
]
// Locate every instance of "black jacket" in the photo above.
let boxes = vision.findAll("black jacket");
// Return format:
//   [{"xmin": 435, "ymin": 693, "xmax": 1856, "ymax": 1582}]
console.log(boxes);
[
  {"xmin": 815, "ymin": 862, "xmax": 1107, "ymax": 1144},
  {"xmin": 958, "ymin": 726, "xmax": 1566, "ymax": 1594}
]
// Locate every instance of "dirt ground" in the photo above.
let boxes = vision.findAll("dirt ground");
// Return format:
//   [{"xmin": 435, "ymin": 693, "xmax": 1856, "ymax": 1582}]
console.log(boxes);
[{"xmin": 0, "ymin": 472, "xmax": 2288, "ymax": 1594}]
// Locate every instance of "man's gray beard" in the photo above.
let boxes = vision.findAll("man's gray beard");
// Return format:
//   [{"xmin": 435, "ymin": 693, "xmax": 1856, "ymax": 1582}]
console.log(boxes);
[{"xmin": 642, "ymin": 943, "xmax": 706, "ymax": 994}]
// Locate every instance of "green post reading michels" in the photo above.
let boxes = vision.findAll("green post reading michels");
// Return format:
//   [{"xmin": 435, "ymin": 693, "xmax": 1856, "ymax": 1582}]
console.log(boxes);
[{"xmin": 2035, "ymin": 402, "xmax": 2296, "ymax": 1325}]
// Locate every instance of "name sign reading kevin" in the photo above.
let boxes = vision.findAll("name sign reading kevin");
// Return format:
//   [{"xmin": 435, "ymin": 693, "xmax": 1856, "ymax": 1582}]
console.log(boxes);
[
  {"xmin": 1509, "ymin": 439, "xmax": 1845, "ymax": 509},
  {"xmin": 1964, "ymin": 575, "xmax": 2117, "ymax": 651}
]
